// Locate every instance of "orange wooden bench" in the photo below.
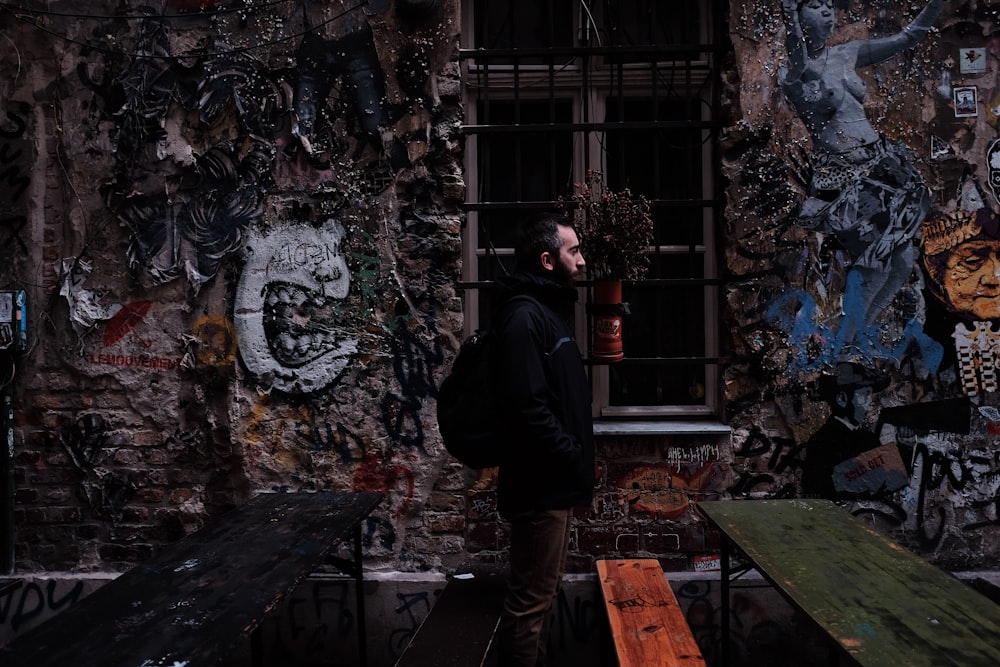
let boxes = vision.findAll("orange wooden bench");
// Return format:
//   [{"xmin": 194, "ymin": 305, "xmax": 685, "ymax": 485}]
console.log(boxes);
[{"xmin": 596, "ymin": 559, "xmax": 706, "ymax": 667}]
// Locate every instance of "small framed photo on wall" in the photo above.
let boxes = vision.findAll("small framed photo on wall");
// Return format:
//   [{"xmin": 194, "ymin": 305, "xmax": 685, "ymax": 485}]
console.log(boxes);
[
  {"xmin": 960, "ymin": 48, "xmax": 987, "ymax": 74},
  {"xmin": 954, "ymin": 86, "xmax": 978, "ymax": 118}
]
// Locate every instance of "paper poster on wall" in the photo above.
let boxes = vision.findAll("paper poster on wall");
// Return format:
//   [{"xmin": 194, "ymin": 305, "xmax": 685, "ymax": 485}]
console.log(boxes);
[
  {"xmin": 954, "ymin": 86, "xmax": 978, "ymax": 117},
  {"xmin": 960, "ymin": 48, "xmax": 987, "ymax": 74},
  {"xmin": 832, "ymin": 443, "xmax": 908, "ymax": 496}
]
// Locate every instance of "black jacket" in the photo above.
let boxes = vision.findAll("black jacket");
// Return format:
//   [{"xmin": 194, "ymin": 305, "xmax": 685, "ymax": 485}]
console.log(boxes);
[{"xmin": 492, "ymin": 271, "xmax": 595, "ymax": 514}]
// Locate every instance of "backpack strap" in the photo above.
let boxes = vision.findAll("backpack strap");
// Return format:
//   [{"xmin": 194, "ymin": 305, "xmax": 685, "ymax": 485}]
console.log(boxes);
[{"xmin": 546, "ymin": 336, "xmax": 574, "ymax": 358}]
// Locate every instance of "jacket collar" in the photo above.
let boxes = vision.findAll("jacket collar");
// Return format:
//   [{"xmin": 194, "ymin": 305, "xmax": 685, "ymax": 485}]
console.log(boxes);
[{"xmin": 495, "ymin": 271, "xmax": 578, "ymax": 306}]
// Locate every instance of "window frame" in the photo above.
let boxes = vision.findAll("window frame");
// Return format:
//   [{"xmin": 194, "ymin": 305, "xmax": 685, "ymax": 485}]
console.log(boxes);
[{"xmin": 459, "ymin": 0, "xmax": 724, "ymax": 420}]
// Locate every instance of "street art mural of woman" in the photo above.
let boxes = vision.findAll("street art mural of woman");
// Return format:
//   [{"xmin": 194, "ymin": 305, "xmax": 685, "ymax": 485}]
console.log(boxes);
[{"xmin": 779, "ymin": 0, "xmax": 945, "ymax": 343}]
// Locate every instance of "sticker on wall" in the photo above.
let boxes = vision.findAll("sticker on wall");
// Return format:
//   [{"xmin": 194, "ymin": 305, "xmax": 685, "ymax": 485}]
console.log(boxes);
[
  {"xmin": 234, "ymin": 220, "xmax": 357, "ymax": 393},
  {"xmin": 959, "ymin": 48, "xmax": 987, "ymax": 74},
  {"xmin": 930, "ymin": 135, "xmax": 955, "ymax": 161},
  {"xmin": 989, "ymin": 139, "xmax": 1000, "ymax": 205},
  {"xmin": 190, "ymin": 315, "xmax": 239, "ymax": 367},
  {"xmin": 989, "ymin": 90, "xmax": 1000, "ymax": 129},
  {"xmin": 954, "ymin": 86, "xmax": 978, "ymax": 117},
  {"xmin": 832, "ymin": 443, "xmax": 908, "ymax": 496}
]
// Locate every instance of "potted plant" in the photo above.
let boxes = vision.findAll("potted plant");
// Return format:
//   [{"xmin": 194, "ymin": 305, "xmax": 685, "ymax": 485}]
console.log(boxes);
[{"xmin": 560, "ymin": 169, "xmax": 654, "ymax": 362}]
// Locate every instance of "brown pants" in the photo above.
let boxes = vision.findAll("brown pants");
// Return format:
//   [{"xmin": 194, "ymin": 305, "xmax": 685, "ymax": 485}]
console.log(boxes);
[{"xmin": 497, "ymin": 508, "xmax": 573, "ymax": 667}]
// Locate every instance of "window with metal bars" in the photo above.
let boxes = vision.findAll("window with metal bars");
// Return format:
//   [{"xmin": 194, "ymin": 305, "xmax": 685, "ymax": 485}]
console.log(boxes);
[{"xmin": 459, "ymin": 0, "xmax": 727, "ymax": 418}]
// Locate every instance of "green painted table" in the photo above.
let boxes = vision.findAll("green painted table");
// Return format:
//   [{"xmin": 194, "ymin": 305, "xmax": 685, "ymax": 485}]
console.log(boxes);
[{"xmin": 696, "ymin": 499, "xmax": 1000, "ymax": 667}]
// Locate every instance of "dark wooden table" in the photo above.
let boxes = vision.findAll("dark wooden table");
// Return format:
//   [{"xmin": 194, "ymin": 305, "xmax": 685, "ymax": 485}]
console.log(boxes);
[
  {"xmin": 0, "ymin": 490, "xmax": 384, "ymax": 667},
  {"xmin": 697, "ymin": 499, "xmax": 1000, "ymax": 667}
]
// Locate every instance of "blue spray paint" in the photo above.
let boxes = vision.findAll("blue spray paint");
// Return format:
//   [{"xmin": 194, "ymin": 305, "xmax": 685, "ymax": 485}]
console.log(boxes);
[{"xmin": 766, "ymin": 270, "xmax": 943, "ymax": 374}]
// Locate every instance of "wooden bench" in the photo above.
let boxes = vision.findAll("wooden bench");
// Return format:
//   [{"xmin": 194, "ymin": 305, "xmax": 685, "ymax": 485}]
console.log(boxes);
[
  {"xmin": 597, "ymin": 559, "xmax": 707, "ymax": 667},
  {"xmin": 394, "ymin": 573, "xmax": 505, "ymax": 667}
]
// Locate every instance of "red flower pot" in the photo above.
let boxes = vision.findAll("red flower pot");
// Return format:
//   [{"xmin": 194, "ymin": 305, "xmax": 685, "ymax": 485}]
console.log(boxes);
[{"xmin": 591, "ymin": 280, "xmax": 624, "ymax": 363}]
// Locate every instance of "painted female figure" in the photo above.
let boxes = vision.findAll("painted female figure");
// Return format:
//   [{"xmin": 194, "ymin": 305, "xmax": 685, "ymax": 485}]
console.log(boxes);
[{"xmin": 780, "ymin": 0, "xmax": 945, "ymax": 331}]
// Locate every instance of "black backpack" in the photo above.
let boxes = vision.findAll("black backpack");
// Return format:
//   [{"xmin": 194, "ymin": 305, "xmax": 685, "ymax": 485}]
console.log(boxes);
[{"xmin": 436, "ymin": 295, "xmax": 542, "ymax": 469}]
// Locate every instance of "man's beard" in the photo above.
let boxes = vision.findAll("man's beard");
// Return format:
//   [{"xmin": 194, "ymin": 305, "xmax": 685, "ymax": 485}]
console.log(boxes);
[{"xmin": 550, "ymin": 260, "xmax": 576, "ymax": 287}]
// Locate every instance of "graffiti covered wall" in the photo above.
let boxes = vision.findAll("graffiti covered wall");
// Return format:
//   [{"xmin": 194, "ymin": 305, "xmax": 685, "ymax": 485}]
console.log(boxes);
[
  {"xmin": 3, "ymin": 0, "xmax": 1000, "ymax": 596},
  {"xmin": 0, "ymin": 0, "xmax": 465, "ymax": 572},
  {"xmin": 724, "ymin": 0, "xmax": 1000, "ymax": 567}
]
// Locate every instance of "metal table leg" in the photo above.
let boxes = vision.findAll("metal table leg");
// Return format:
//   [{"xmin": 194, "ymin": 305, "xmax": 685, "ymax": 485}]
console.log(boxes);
[
  {"xmin": 721, "ymin": 538, "xmax": 731, "ymax": 667},
  {"xmin": 354, "ymin": 522, "xmax": 368, "ymax": 667}
]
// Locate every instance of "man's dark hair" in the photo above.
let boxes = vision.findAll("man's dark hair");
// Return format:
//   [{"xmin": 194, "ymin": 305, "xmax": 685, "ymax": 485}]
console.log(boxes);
[{"xmin": 515, "ymin": 213, "xmax": 573, "ymax": 274}]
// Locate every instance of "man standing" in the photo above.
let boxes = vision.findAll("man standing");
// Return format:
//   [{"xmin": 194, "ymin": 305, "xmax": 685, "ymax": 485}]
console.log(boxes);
[{"xmin": 492, "ymin": 214, "xmax": 595, "ymax": 666}]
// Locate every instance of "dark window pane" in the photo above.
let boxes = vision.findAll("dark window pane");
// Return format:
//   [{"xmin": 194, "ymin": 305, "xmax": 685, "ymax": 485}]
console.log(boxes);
[
  {"xmin": 476, "ymin": 100, "xmax": 573, "ymax": 206},
  {"xmin": 610, "ymin": 362, "xmax": 711, "ymax": 406},
  {"xmin": 651, "ymin": 207, "xmax": 705, "ymax": 249},
  {"xmin": 605, "ymin": 97, "xmax": 704, "ymax": 247},
  {"xmin": 474, "ymin": 0, "xmax": 575, "ymax": 56},
  {"xmin": 649, "ymin": 250, "xmax": 706, "ymax": 282},
  {"xmin": 609, "ymin": 265, "xmax": 708, "ymax": 406},
  {"xmin": 476, "ymin": 216, "xmax": 517, "ymax": 282},
  {"xmin": 603, "ymin": 0, "xmax": 702, "ymax": 49},
  {"xmin": 475, "ymin": 253, "xmax": 512, "ymax": 332},
  {"xmin": 623, "ymin": 278, "xmax": 705, "ymax": 359},
  {"xmin": 474, "ymin": 98, "xmax": 573, "ymax": 309}
]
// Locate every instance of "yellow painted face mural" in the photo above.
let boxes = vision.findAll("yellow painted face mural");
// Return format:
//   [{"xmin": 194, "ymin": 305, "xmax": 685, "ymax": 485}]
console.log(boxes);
[
  {"xmin": 922, "ymin": 209, "xmax": 1000, "ymax": 319},
  {"xmin": 922, "ymin": 208, "xmax": 1000, "ymax": 396},
  {"xmin": 942, "ymin": 240, "xmax": 1000, "ymax": 320}
]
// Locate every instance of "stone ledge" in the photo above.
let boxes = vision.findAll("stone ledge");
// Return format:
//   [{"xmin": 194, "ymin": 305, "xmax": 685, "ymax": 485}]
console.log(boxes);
[{"xmin": 594, "ymin": 420, "xmax": 732, "ymax": 436}]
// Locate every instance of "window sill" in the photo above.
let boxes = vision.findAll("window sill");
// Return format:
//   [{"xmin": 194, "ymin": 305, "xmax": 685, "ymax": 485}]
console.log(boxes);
[{"xmin": 593, "ymin": 420, "xmax": 731, "ymax": 437}]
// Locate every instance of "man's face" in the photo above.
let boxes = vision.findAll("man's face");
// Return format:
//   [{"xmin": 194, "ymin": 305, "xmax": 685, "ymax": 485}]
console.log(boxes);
[
  {"xmin": 548, "ymin": 224, "xmax": 586, "ymax": 285},
  {"xmin": 943, "ymin": 239, "xmax": 1000, "ymax": 319},
  {"xmin": 850, "ymin": 386, "xmax": 873, "ymax": 423}
]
